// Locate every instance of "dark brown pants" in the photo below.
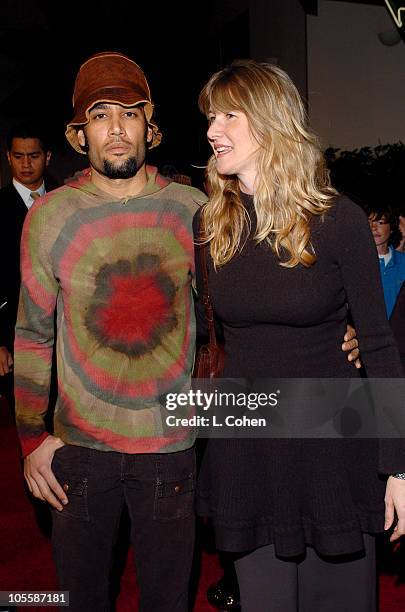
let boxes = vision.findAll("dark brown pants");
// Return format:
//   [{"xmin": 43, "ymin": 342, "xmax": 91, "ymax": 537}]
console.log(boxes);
[{"xmin": 51, "ymin": 445, "xmax": 195, "ymax": 612}]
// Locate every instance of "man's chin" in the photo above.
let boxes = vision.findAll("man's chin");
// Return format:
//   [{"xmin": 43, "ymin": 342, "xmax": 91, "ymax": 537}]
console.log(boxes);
[{"xmin": 102, "ymin": 156, "xmax": 139, "ymax": 179}]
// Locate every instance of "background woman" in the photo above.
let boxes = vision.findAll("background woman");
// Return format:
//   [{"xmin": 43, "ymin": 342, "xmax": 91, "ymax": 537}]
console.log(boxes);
[{"xmin": 194, "ymin": 60, "xmax": 405, "ymax": 612}]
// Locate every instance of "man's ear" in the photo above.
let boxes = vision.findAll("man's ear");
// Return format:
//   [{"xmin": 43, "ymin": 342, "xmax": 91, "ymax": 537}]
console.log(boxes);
[
  {"xmin": 77, "ymin": 129, "xmax": 86, "ymax": 148},
  {"xmin": 147, "ymin": 125, "xmax": 153, "ymax": 145},
  {"xmin": 6, "ymin": 151, "xmax": 11, "ymax": 166},
  {"xmin": 46, "ymin": 151, "xmax": 52, "ymax": 166}
]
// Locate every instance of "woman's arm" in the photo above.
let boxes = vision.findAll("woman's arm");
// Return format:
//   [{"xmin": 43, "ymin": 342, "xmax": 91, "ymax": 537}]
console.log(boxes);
[
  {"xmin": 333, "ymin": 197, "xmax": 403, "ymax": 378},
  {"xmin": 333, "ymin": 197, "xmax": 405, "ymax": 538}
]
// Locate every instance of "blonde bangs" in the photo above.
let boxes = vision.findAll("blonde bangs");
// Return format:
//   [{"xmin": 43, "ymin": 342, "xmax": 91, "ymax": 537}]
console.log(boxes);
[{"xmin": 199, "ymin": 75, "xmax": 247, "ymax": 118}]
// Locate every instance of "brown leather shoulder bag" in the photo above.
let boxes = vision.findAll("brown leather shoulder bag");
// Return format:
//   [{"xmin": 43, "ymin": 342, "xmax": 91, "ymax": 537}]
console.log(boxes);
[{"xmin": 192, "ymin": 220, "xmax": 225, "ymax": 379}]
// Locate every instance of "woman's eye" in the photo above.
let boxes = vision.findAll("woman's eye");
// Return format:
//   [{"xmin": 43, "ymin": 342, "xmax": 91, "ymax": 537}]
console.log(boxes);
[
  {"xmin": 208, "ymin": 115, "xmax": 215, "ymax": 124},
  {"xmin": 226, "ymin": 113, "xmax": 235, "ymax": 119}
]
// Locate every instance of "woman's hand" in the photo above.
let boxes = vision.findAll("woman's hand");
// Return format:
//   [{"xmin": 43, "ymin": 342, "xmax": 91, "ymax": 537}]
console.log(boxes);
[{"xmin": 385, "ymin": 476, "xmax": 405, "ymax": 542}]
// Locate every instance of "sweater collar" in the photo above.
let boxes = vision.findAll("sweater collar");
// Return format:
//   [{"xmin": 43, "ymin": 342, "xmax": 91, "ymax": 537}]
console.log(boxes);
[{"xmin": 65, "ymin": 165, "xmax": 171, "ymax": 200}]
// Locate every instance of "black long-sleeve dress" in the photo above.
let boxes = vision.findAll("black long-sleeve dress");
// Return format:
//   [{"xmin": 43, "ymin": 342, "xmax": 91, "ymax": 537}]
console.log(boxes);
[{"xmin": 193, "ymin": 194, "xmax": 405, "ymax": 558}]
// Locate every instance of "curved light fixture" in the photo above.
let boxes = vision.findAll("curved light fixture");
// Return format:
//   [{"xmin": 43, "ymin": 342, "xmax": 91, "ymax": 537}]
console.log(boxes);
[{"xmin": 384, "ymin": 0, "xmax": 405, "ymax": 28}]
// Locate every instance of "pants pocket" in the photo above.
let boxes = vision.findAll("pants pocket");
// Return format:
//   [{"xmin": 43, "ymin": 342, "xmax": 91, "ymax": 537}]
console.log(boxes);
[
  {"xmin": 153, "ymin": 448, "xmax": 196, "ymax": 521},
  {"xmin": 51, "ymin": 445, "xmax": 90, "ymax": 522}
]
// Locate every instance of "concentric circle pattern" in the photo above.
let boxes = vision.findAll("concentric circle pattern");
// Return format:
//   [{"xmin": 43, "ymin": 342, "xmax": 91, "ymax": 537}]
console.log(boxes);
[{"xmin": 86, "ymin": 256, "xmax": 177, "ymax": 357}]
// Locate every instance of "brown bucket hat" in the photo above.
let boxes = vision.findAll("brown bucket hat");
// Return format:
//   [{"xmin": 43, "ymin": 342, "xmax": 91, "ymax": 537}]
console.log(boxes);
[{"xmin": 65, "ymin": 51, "xmax": 161, "ymax": 153}]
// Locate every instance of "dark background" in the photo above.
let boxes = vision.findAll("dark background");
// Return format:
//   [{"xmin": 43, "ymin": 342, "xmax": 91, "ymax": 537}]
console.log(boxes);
[
  {"xmin": 0, "ymin": 0, "xmax": 394, "ymax": 187},
  {"xmin": 0, "ymin": 0, "xmax": 227, "ymax": 184}
]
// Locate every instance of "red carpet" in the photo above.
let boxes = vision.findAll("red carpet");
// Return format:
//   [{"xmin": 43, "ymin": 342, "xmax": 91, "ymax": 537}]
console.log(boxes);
[{"xmin": 1, "ymin": 397, "xmax": 404, "ymax": 611}]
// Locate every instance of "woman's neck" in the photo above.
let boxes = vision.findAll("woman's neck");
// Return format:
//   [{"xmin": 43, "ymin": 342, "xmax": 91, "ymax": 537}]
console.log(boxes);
[{"xmin": 238, "ymin": 171, "xmax": 256, "ymax": 195}]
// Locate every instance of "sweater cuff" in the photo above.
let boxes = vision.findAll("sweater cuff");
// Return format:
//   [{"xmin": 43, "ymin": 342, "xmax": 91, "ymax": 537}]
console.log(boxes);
[{"xmin": 20, "ymin": 432, "xmax": 50, "ymax": 458}]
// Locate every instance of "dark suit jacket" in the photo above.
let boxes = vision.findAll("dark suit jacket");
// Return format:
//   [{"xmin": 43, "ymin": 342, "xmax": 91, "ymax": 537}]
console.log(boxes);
[{"xmin": 0, "ymin": 183, "xmax": 31, "ymax": 350}]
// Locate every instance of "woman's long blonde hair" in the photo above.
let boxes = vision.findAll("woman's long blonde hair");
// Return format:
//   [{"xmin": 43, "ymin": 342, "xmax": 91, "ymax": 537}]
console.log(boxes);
[{"xmin": 198, "ymin": 60, "xmax": 337, "ymax": 268}]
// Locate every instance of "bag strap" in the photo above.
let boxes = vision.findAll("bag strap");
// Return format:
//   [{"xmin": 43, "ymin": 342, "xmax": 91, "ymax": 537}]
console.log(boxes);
[{"xmin": 199, "ymin": 215, "xmax": 217, "ymax": 348}]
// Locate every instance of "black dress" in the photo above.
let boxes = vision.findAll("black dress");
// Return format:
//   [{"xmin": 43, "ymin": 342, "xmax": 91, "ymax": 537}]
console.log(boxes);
[{"xmin": 193, "ymin": 194, "xmax": 405, "ymax": 558}]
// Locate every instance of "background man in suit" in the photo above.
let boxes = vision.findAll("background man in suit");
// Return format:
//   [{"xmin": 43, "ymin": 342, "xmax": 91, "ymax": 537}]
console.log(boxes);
[{"xmin": 0, "ymin": 123, "xmax": 51, "ymax": 384}]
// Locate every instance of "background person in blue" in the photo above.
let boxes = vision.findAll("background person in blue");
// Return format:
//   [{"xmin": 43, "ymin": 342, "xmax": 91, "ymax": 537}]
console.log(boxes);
[{"xmin": 367, "ymin": 206, "xmax": 405, "ymax": 318}]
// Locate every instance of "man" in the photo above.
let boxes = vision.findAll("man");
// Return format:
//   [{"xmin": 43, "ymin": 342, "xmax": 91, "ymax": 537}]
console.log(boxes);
[
  {"xmin": 0, "ymin": 124, "xmax": 51, "ymax": 383},
  {"xmin": 368, "ymin": 207, "xmax": 405, "ymax": 318},
  {"xmin": 14, "ymin": 52, "xmax": 206, "ymax": 612},
  {"xmin": 397, "ymin": 210, "xmax": 405, "ymax": 253},
  {"xmin": 368, "ymin": 206, "xmax": 405, "ymax": 371}
]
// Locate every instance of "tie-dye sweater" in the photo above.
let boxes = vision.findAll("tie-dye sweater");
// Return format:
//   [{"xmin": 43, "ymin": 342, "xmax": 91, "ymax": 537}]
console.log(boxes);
[{"xmin": 15, "ymin": 167, "xmax": 206, "ymax": 457}]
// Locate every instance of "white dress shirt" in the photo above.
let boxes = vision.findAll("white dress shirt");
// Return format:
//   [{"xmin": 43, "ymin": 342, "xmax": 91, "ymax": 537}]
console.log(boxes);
[{"xmin": 13, "ymin": 179, "xmax": 46, "ymax": 209}]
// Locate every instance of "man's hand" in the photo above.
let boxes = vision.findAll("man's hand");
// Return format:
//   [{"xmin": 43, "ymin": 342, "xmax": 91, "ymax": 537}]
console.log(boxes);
[
  {"xmin": 0, "ymin": 346, "xmax": 13, "ymax": 376},
  {"xmin": 342, "ymin": 324, "xmax": 361, "ymax": 369},
  {"xmin": 385, "ymin": 476, "xmax": 405, "ymax": 542},
  {"xmin": 24, "ymin": 436, "xmax": 68, "ymax": 511}
]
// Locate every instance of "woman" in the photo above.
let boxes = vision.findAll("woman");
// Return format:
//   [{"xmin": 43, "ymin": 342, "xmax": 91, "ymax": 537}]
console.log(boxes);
[{"xmin": 193, "ymin": 60, "xmax": 405, "ymax": 611}]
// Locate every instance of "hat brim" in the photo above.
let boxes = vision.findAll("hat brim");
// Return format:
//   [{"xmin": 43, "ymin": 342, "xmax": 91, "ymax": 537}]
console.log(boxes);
[{"xmin": 65, "ymin": 95, "xmax": 161, "ymax": 153}]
